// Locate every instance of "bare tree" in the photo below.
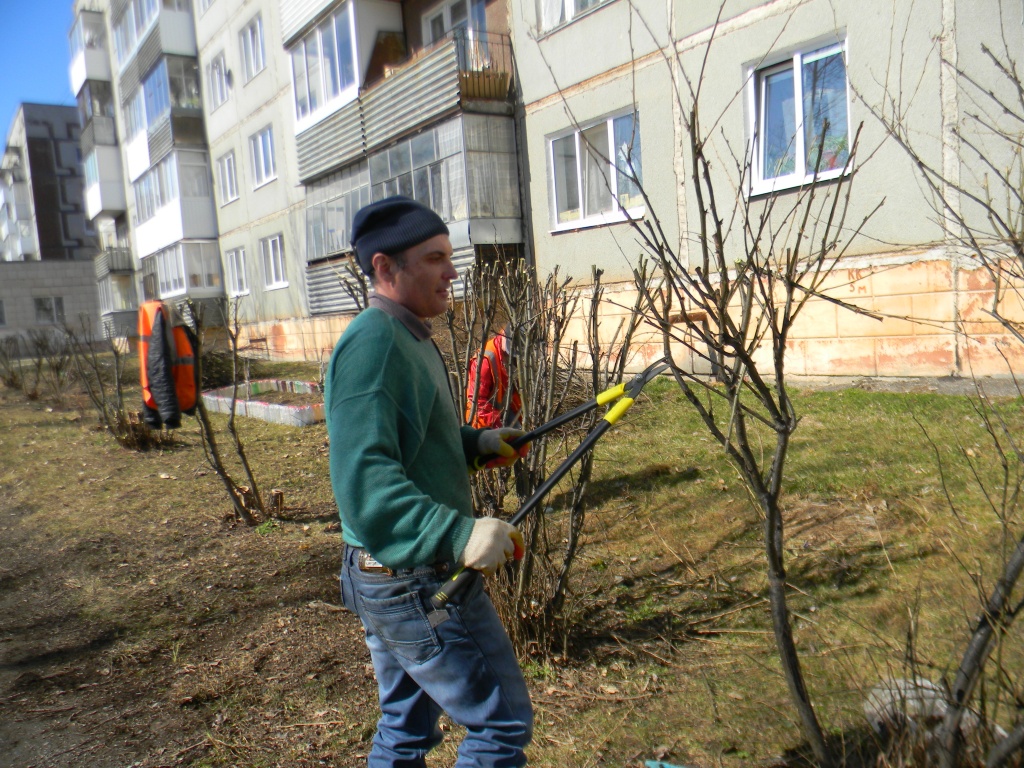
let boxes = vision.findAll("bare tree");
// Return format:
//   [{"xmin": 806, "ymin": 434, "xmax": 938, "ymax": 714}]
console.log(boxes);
[
  {"xmin": 586, "ymin": 7, "xmax": 881, "ymax": 764},
  {"xmin": 867, "ymin": 21, "xmax": 1024, "ymax": 767},
  {"xmin": 184, "ymin": 300, "xmax": 262, "ymax": 526}
]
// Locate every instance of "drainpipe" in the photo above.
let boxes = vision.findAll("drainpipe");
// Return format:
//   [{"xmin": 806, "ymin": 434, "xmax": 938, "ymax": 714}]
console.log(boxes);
[{"xmin": 940, "ymin": 0, "xmax": 962, "ymax": 375}]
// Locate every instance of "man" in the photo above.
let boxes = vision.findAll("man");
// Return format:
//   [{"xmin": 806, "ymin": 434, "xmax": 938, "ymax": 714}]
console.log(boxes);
[
  {"xmin": 325, "ymin": 196, "xmax": 533, "ymax": 767},
  {"xmin": 465, "ymin": 325, "xmax": 522, "ymax": 430}
]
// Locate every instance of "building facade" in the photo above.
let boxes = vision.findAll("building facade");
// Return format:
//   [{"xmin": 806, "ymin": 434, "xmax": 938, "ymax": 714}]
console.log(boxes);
[
  {"xmin": 194, "ymin": 0, "xmax": 309, "ymax": 351},
  {"xmin": 273, "ymin": 0, "xmax": 524, "ymax": 357},
  {"xmin": 70, "ymin": 0, "xmax": 224, "ymax": 339},
  {"xmin": 62, "ymin": 0, "xmax": 1023, "ymax": 377},
  {"xmin": 508, "ymin": 0, "xmax": 1024, "ymax": 378},
  {"xmin": 0, "ymin": 103, "xmax": 99, "ymax": 341}
]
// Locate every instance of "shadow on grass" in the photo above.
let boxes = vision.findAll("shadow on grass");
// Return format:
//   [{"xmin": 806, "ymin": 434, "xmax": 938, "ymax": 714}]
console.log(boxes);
[
  {"xmin": 546, "ymin": 464, "xmax": 702, "ymax": 510},
  {"xmin": 775, "ymin": 726, "xmax": 908, "ymax": 768}
]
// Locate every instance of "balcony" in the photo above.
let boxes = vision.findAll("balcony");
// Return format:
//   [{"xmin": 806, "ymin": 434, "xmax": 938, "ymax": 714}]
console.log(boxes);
[
  {"xmin": 69, "ymin": 10, "xmax": 111, "ymax": 95},
  {"xmin": 95, "ymin": 247, "xmax": 135, "ymax": 279},
  {"xmin": 81, "ymin": 115, "xmax": 118, "ymax": 152},
  {"xmin": 6, "ymin": 222, "xmax": 38, "ymax": 258},
  {"xmin": 136, "ymin": 199, "xmax": 217, "ymax": 259},
  {"xmin": 85, "ymin": 146, "xmax": 127, "ymax": 219},
  {"xmin": 296, "ymin": 31, "xmax": 516, "ymax": 181},
  {"xmin": 116, "ymin": 6, "xmax": 197, "ymax": 99}
]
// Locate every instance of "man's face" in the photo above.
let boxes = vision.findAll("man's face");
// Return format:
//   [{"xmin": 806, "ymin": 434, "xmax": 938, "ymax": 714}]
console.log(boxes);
[{"xmin": 377, "ymin": 234, "xmax": 458, "ymax": 319}]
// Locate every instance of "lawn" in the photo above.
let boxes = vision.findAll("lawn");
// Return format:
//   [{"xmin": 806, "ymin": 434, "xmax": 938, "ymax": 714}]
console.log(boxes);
[{"xmin": 0, "ymin": 364, "xmax": 1021, "ymax": 767}]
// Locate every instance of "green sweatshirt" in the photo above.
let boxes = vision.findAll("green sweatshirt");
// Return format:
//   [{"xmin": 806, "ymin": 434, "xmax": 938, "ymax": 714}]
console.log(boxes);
[{"xmin": 325, "ymin": 298, "xmax": 483, "ymax": 569}]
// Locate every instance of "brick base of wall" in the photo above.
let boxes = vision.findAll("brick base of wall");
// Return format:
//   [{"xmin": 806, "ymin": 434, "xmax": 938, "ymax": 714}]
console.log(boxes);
[{"xmin": 234, "ymin": 252, "xmax": 1024, "ymax": 380}]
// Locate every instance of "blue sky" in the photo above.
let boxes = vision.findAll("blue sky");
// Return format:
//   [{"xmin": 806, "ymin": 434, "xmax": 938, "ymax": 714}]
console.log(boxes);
[{"xmin": 0, "ymin": 0, "xmax": 77, "ymax": 139}]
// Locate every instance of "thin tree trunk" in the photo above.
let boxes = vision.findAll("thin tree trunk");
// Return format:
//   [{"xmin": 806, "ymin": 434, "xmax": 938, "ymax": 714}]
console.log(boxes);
[
  {"xmin": 937, "ymin": 534, "xmax": 1024, "ymax": 768},
  {"xmin": 986, "ymin": 722, "xmax": 1024, "ymax": 768},
  {"xmin": 763, "ymin": 490, "xmax": 831, "ymax": 766}
]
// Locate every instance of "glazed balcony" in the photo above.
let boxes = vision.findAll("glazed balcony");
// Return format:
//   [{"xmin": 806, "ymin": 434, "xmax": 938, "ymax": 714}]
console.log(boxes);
[
  {"xmin": 84, "ymin": 146, "xmax": 127, "ymax": 220},
  {"xmin": 296, "ymin": 30, "xmax": 516, "ymax": 181},
  {"xmin": 69, "ymin": 10, "xmax": 111, "ymax": 95}
]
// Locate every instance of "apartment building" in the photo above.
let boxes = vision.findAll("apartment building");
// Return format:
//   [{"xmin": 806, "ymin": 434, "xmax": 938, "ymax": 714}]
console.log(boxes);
[
  {"xmin": 70, "ymin": 0, "xmax": 223, "ymax": 339},
  {"xmin": 509, "ymin": 0, "xmax": 1024, "ymax": 378},
  {"xmin": 281, "ymin": 0, "xmax": 524, "ymax": 355},
  {"xmin": 0, "ymin": 104, "xmax": 99, "ymax": 341},
  {"xmin": 194, "ymin": 0, "xmax": 308, "ymax": 352}
]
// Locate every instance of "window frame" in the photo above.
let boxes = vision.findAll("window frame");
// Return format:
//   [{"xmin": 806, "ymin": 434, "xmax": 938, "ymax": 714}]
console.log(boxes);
[
  {"xmin": 206, "ymin": 50, "xmax": 231, "ymax": 111},
  {"xmin": 288, "ymin": 2, "xmax": 358, "ymax": 133},
  {"xmin": 539, "ymin": 0, "xmax": 610, "ymax": 33},
  {"xmin": 225, "ymin": 247, "xmax": 249, "ymax": 296},
  {"xmin": 239, "ymin": 14, "xmax": 266, "ymax": 84},
  {"xmin": 215, "ymin": 151, "xmax": 239, "ymax": 205},
  {"xmin": 747, "ymin": 40, "xmax": 852, "ymax": 196},
  {"xmin": 249, "ymin": 125, "xmax": 277, "ymax": 188},
  {"xmin": 422, "ymin": 0, "xmax": 471, "ymax": 45},
  {"xmin": 260, "ymin": 234, "xmax": 288, "ymax": 290},
  {"xmin": 547, "ymin": 110, "xmax": 644, "ymax": 232},
  {"xmin": 34, "ymin": 296, "xmax": 66, "ymax": 325}
]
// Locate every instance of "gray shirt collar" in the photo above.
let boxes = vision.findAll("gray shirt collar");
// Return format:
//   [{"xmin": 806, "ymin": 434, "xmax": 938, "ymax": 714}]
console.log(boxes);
[{"xmin": 369, "ymin": 294, "xmax": 432, "ymax": 341}]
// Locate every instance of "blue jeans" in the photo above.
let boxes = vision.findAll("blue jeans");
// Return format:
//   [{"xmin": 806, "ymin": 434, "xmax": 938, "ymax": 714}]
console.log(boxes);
[{"xmin": 340, "ymin": 545, "xmax": 533, "ymax": 767}]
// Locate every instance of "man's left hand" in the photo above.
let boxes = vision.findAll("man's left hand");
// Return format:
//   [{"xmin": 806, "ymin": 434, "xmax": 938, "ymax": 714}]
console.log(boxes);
[{"xmin": 476, "ymin": 428, "xmax": 529, "ymax": 469}]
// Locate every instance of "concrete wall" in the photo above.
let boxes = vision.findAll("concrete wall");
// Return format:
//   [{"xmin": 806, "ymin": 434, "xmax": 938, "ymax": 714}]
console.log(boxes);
[
  {"xmin": 0, "ymin": 260, "xmax": 101, "ymax": 340},
  {"xmin": 508, "ymin": 0, "xmax": 1024, "ymax": 379},
  {"xmin": 196, "ymin": 0, "xmax": 310, "ymax": 325}
]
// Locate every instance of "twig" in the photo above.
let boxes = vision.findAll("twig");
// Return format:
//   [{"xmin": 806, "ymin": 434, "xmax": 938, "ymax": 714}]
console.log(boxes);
[
  {"xmin": 171, "ymin": 738, "xmax": 209, "ymax": 760},
  {"xmin": 277, "ymin": 720, "xmax": 350, "ymax": 729}
]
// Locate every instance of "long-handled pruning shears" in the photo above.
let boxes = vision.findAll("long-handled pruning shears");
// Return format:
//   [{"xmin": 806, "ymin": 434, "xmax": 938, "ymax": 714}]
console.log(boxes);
[{"xmin": 430, "ymin": 358, "xmax": 671, "ymax": 610}]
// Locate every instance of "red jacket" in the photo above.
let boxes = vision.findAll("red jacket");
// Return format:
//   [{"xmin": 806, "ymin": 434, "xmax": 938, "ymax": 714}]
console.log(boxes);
[{"xmin": 465, "ymin": 331, "xmax": 522, "ymax": 429}]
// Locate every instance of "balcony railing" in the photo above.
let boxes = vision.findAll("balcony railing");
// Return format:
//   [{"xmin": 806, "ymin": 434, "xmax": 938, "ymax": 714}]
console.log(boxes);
[
  {"xmin": 452, "ymin": 29, "xmax": 514, "ymax": 100},
  {"xmin": 95, "ymin": 247, "xmax": 134, "ymax": 278},
  {"xmin": 298, "ymin": 31, "xmax": 515, "ymax": 181}
]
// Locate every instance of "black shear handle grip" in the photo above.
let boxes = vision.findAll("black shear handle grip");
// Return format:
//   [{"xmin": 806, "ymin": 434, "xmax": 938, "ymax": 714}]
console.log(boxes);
[
  {"xmin": 430, "ymin": 566, "xmax": 475, "ymax": 610},
  {"xmin": 471, "ymin": 433, "xmax": 532, "ymax": 471},
  {"xmin": 433, "ymin": 419, "xmax": 615, "ymax": 609}
]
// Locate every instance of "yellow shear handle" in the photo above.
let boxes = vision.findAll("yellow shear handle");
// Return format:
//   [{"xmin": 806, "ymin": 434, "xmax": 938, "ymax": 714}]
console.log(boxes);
[
  {"xmin": 595, "ymin": 382, "xmax": 626, "ymax": 406},
  {"xmin": 603, "ymin": 396, "xmax": 634, "ymax": 425}
]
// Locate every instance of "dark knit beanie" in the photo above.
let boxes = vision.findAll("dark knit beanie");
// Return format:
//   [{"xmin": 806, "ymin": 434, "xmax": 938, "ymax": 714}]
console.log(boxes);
[{"xmin": 350, "ymin": 196, "xmax": 449, "ymax": 275}]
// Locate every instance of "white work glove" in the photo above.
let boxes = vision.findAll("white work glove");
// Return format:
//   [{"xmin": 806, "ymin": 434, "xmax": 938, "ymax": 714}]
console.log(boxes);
[
  {"xmin": 459, "ymin": 517, "xmax": 525, "ymax": 577},
  {"xmin": 476, "ymin": 428, "xmax": 529, "ymax": 470}
]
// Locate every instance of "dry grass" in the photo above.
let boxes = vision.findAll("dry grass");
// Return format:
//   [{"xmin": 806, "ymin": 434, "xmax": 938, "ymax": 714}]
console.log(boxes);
[{"xmin": 0, "ymin": 370, "xmax": 1022, "ymax": 767}]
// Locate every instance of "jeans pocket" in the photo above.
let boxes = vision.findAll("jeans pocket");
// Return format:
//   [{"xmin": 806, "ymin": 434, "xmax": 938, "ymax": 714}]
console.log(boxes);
[
  {"xmin": 358, "ymin": 590, "xmax": 441, "ymax": 664},
  {"xmin": 339, "ymin": 571, "xmax": 356, "ymax": 614}
]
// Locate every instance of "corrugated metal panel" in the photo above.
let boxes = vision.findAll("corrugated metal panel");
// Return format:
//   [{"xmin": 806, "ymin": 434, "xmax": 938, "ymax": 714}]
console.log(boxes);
[
  {"xmin": 296, "ymin": 100, "xmax": 365, "ymax": 182},
  {"xmin": 110, "ymin": 0, "xmax": 130, "ymax": 24},
  {"xmin": 280, "ymin": 0, "xmax": 336, "ymax": 47},
  {"xmin": 119, "ymin": 58, "xmax": 140, "ymax": 105},
  {"xmin": 362, "ymin": 44, "xmax": 461, "ymax": 152},
  {"xmin": 81, "ymin": 122, "xmax": 97, "ymax": 157},
  {"xmin": 450, "ymin": 246, "xmax": 478, "ymax": 300},
  {"xmin": 306, "ymin": 258, "xmax": 364, "ymax": 316},
  {"xmin": 135, "ymin": 26, "xmax": 163, "ymax": 80},
  {"xmin": 148, "ymin": 119, "xmax": 173, "ymax": 164},
  {"xmin": 94, "ymin": 251, "xmax": 110, "ymax": 278}
]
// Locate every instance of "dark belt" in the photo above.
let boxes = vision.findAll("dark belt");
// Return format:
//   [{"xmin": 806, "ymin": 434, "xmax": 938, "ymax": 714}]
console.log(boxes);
[{"xmin": 356, "ymin": 549, "xmax": 451, "ymax": 577}]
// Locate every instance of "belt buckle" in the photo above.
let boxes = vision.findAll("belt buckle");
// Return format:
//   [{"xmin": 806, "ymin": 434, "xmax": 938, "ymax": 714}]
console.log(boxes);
[{"xmin": 358, "ymin": 550, "xmax": 393, "ymax": 575}]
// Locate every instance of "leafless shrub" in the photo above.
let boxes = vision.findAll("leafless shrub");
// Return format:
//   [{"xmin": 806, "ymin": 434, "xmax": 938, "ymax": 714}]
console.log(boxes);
[
  {"xmin": 184, "ymin": 300, "xmax": 263, "ymax": 526},
  {"xmin": 64, "ymin": 318, "xmax": 170, "ymax": 451},
  {"xmin": 0, "ymin": 335, "xmax": 24, "ymax": 390},
  {"xmin": 442, "ymin": 258, "xmax": 641, "ymax": 658},
  {"xmin": 25, "ymin": 328, "xmax": 75, "ymax": 407},
  {"xmin": 865, "ymin": 13, "xmax": 1024, "ymax": 766}
]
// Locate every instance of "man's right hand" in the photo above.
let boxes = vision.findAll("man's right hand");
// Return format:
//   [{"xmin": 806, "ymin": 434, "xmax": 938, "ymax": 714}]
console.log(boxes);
[{"xmin": 459, "ymin": 517, "xmax": 525, "ymax": 577}]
